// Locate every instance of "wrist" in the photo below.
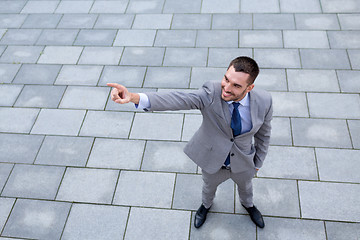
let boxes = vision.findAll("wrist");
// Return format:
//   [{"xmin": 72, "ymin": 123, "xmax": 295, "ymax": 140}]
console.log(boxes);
[{"xmin": 129, "ymin": 92, "xmax": 140, "ymax": 104}]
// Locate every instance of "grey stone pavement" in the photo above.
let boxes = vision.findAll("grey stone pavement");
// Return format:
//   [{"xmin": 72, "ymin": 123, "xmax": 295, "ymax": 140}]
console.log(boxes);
[{"xmin": 1, "ymin": 0, "xmax": 360, "ymax": 239}]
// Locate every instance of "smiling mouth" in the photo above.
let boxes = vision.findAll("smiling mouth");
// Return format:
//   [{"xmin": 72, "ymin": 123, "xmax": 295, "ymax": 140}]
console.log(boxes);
[{"xmin": 222, "ymin": 91, "xmax": 232, "ymax": 97}]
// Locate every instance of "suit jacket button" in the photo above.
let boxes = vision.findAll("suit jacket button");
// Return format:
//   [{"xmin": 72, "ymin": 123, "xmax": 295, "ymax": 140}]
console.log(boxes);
[
  {"xmin": 230, "ymin": 138, "xmax": 234, "ymax": 142},
  {"xmin": 230, "ymin": 153, "xmax": 235, "ymax": 156}
]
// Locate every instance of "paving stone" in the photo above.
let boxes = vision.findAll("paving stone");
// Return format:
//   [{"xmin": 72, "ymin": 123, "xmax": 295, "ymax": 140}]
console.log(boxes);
[
  {"xmin": 270, "ymin": 117, "xmax": 292, "ymax": 146},
  {"xmin": 38, "ymin": 46, "xmax": 83, "ymax": 64},
  {"xmin": 14, "ymin": 85, "xmax": 65, "ymax": 108},
  {"xmin": 87, "ymin": 138, "xmax": 145, "ymax": 170},
  {"xmin": 155, "ymin": 30, "xmax": 196, "ymax": 47},
  {"xmin": 2, "ymin": 164, "xmax": 65, "ymax": 200},
  {"xmin": 59, "ymin": 86, "xmax": 109, "ymax": 110},
  {"xmin": 62, "ymin": 204, "xmax": 129, "ymax": 240},
  {"xmin": 35, "ymin": 135, "xmax": 93, "ymax": 167},
  {"xmin": 0, "ymin": 133, "xmax": 43, "ymax": 164},
  {"xmin": 113, "ymin": 171, "xmax": 175, "ymax": 208},
  {"xmin": 1, "ymin": 29, "xmax": 42, "ymax": 45},
  {"xmin": 132, "ymin": 14, "xmax": 172, "ymax": 29},
  {"xmin": 254, "ymin": 49, "xmax": 301, "ymax": 68},
  {"xmin": 328, "ymin": 31, "xmax": 360, "ymax": 49},
  {"xmin": 240, "ymin": 30, "xmax": 283, "ymax": 48},
  {"xmin": 0, "ymin": 164, "xmax": 13, "ymax": 192},
  {"xmin": 338, "ymin": 14, "xmax": 360, "ymax": 30},
  {"xmin": 0, "ymin": 64, "xmax": 21, "ymax": 83},
  {"xmin": 0, "ymin": 198, "xmax": 15, "ymax": 232},
  {"xmin": 21, "ymin": 1, "xmax": 59, "ymax": 14},
  {"xmin": 21, "ymin": 14, "xmax": 62, "ymax": 28},
  {"xmin": 130, "ymin": 112, "xmax": 183, "ymax": 140},
  {"xmin": 57, "ymin": 14, "xmax": 97, "ymax": 28},
  {"xmin": 307, "ymin": 93, "xmax": 360, "ymax": 119},
  {"xmin": 259, "ymin": 146, "xmax": 318, "ymax": 180},
  {"xmin": 316, "ymin": 148, "xmax": 360, "ymax": 183},
  {"xmin": 144, "ymin": 67, "xmax": 190, "ymax": 88},
  {"xmin": 164, "ymin": 48, "xmax": 207, "ymax": 67},
  {"xmin": 348, "ymin": 50, "xmax": 360, "ymax": 69},
  {"xmin": 287, "ymin": 69, "xmax": 339, "ymax": 92},
  {"xmin": 13, "ymin": 64, "xmax": 61, "ymax": 84},
  {"xmin": 254, "ymin": 69, "xmax": 287, "ymax": 91},
  {"xmin": 36, "ymin": 29, "xmax": 79, "ymax": 45},
  {"xmin": 295, "ymin": 14, "xmax": 340, "ymax": 30},
  {"xmin": 55, "ymin": 65, "xmax": 103, "ymax": 85},
  {"xmin": 0, "ymin": 84, "xmax": 23, "ymax": 106},
  {"xmin": 57, "ymin": 168, "xmax": 119, "ymax": 204},
  {"xmin": 94, "ymin": 14, "xmax": 134, "ymax": 29},
  {"xmin": 300, "ymin": 49, "xmax": 351, "ymax": 69},
  {"xmin": 80, "ymin": 110, "xmax": 134, "ymax": 138},
  {"xmin": 2, "ymin": 199, "xmax": 71, "ymax": 239},
  {"xmin": 299, "ymin": 181, "xmax": 360, "ymax": 222},
  {"xmin": 126, "ymin": 0, "xmax": 164, "ymax": 14},
  {"xmin": 241, "ymin": 0, "xmax": 279, "ymax": 13},
  {"xmin": 292, "ymin": 118, "xmax": 352, "ymax": 148},
  {"xmin": 31, "ymin": 109, "xmax": 85, "ymax": 136},
  {"xmin": 120, "ymin": 47, "xmax": 165, "ymax": 66},
  {"xmin": 171, "ymin": 14, "xmax": 210, "ymax": 29},
  {"xmin": 271, "ymin": 92, "xmax": 309, "ymax": 117},
  {"xmin": 142, "ymin": 141, "xmax": 197, "ymax": 173},
  {"xmin": 99, "ymin": 66, "xmax": 146, "ymax": 87},
  {"xmin": 253, "ymin": 14, "xmax": 295, "ymax": 29},
  {"xmin": 74, "ymin": 29, "xmax": 117, "ymax": 46},
  {"xmin": 125, "ymin": 208, "xmax": 190, "ymax": 240},
  {"xmin": 348, "ymin": 120, "xmax": 360, "ymax": 149},
  {"xmin": 190, "ymin": 67, "xmax": 224, "ymax": 88},
  {"xmin": 201, "ymin": 0, "xmax": 239, "ymax": 13},
  {"xmin": 163, "ymin": 0, "xmax": 202, "ymax": 13},
  {"xmin": 78, "ymin": 47, "xmax": 123, "ymax": 65},
  {"xmin": 0, "ymin": 14, "xmax": 27, "ymax": 28},
  {"xmin": 182, "ymin": 114, "xmax": 202, "ymax": 141},
  {"xmin": 55, "ymin": 1, "xmax": 93, "ymax": 13},
  {"xmin": 0, "ymin": 108, "xmax": 39, "ymax": 133},
  {"xmin": 280, "ymin": 0, "xmax": 321, "ymax": 12},
  {"xmin": 114, "ymin": 30, "xmax": 156, "ymax": 46},
  {"xmin": 90, "ymin": 0, "xmax": 128, "ymax": 13},
  {"xmin": 283, "ymin": 30, "xmax": 329, "ymax": 48},
  {"xmin": 0, "ymin": 1, "xmax": 26, "ymax": 14},
  {"xmin": 258, "ymin": 217, "xmax": 326, "ymax": 240},
  {"xmin": 0, "ymin": 46, "xmax": 43, "ymax": 64},
  {"xmin": 190, "ymin": 213, "xmax": 255, "ymax": 239},
  {"xmin": 212, "ymin": 14, "xmax": 252, "ymax": 29},
  {"xmin": 321, "ymin": 0, "xmax": 360, "ymax": 13},
  {"xmin": 325, "ymin": 221, "xmax": 360, "ymax": 240},
  {"xmin": 208, "ymin": 48, "xmax": 252, "ymax": 67},
  {"xmin": 196, "ymin": 30, "xmax": 238, "ymax": 47}
]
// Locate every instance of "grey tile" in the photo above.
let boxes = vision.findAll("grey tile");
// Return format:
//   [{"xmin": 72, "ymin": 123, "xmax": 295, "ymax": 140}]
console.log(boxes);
[
  {"xmin": 255, "ymin": 69, "xmax": 287, "ymax": 91},
  {"xmin": 171, "ymin": 14, "xmax": 210, "ymax": 29},
  {"xmin": 348, "ymin": 120, "xmax": 360, "ymax": 149},
  {"xmin": 120, "ymin": 47, "xmax": 165, "ymax": 66},
  {"xmin": 0, "ymin": 84, "xmax": 23, "ymax": 106},
  {"xmin": 130, "ymin": 113, "xmax": 183, "ymax": 141},
  {"xmin": 114, "ymin": 171, "xmax": 175, "ymax": 208},
  {"xmin": 182, "ymin": 114, "xmax": 202, "ymax": 141},
  {"xmin": 164, "ymin": 47, "xmax": 207, "ymax": 67},
  {"xmin": 0, "ymin": 133, "xmax": 43, "ymax": 164},
  {"xmin": 321, "ymin": 0, "xmax": 360, "ymax": 13},
  {"xmin": 99, "ymin": 66, "xmax": 146, "ymax": 87},
  {"xmin": 0, "ymin": 1, "xmax": 26, "ymax": 14},
  {"xmin": 55, "ymin": 65, "xmax": 103, "ymax": 86},
  {"xmin": 258, "ymin": 217, "xmax": 326, "ymax": 240},
  {"xmin": 35, "ymin": 136, "xmax": 93, "ymax": 167},
  {"xmin": 13, "ymin": 64, "xmax": 61, "ymax": 84},
  {"xmin": 316, "ymin": 148, "xmax": 360, "ymax": 183},
  {"xmin": 0, "ymin": 29, "xmax": 42, "ymax": 45},
  {"xmin": 2, "ymin": 164, "xmax": 65, "ymax": 199},
  {"xmin": 0, "ymin": 64, "xmax": 21, "ymax": 83},
  {"xmin": 132, "ymin": 14, "xmax": 172, "ymax": 29},
  {"xmin": 36, "ymin": 29, "xmax": 78, "ymax": 45},
  {"xmin": 295, "ymin": 14, "xmax": 340, "ymax": 30},
  {"xmin": 125, "ymin": 208, "xmax": 190, "ymax": 240},
  {"xmin": 328, "ymin": 31, "xmax": 360, "ymax": 49},
  {"xmin": 74, "ymin": 29, "xmax": 117, "ymax": 46},
  {"xmin": 190, "ymin": 67, "xmax": 224, "ymax": 88},
  {"xmin": 253, "ymin": 14, "xmax": 295, "ymax": 29},
  {"xmin": 59, "ymin": 86, "xmax": 109, "ymax": 110},
  {"xmin": 57, "ymin": 14, "xmax": 97, "ymax": 28},
  {"xmin": 55, "ymin": 1, "xmax": 93, "ymax": 13},
  {"xmin": 126, "ymin": 0, "xmax": 164, "ymax": 13},
  {"xmin": 254, "ymin": 49, "xmax": 301, "ymax": 68},
  {"xmin": 155, "ymin": 30, "xmax": 196, "ymax": 47},
  {"xmin": 142, "ymin": 141, "xmax": 197, "ymax": 173},
  {"xmin": 292, "ymin": 118, "xmax": 352, "ymax": 148},
  {"xmin": 280, "ymin": 0, "xmax": 321, "ymax": 12},
  {"xmin": 0, "ymin": 46, "xmax": 43, "ymax": 64},
  {"xmin": 0, "ymin": 14, "xmax": 27, "ymax": 28},
  {"xmin": 299, "ymin": 181, "xmax": 360, "ymax": 221},
  {"xmin": 31, "ymin": 109, "xmax": 85, "ymax": 136},
  {"xmin": 240, "ymin": 30, "xmax": 283, "ymax": 48},
  {"xmin": 287, "ymin": 69, "xmax": 339, "ymax": 92},
  {"xmin": 144, "ymin": 67, "xmax": 190, "ymax": 88},
  {"xmin": 212, "ymin": 14, "xmax": 252, "ymax": 29},
  {"xmin": 114, "ymin": 30, "xmax": 156, "ymax": 46},
  {"xmin": 196, "ymin": 30, "xmax": 238, "ymax": 47},
  {"xmin": 337, "ymin": 70, "xmax": 360, "ymax": 92},
  {"xmin": 22, "ymin": 14, "xmax": 62, "ymax": 28},
  {"xmin": 241, "ymin": 0, "xmax": 279, "ymax": 13},
  {"xmin": 0, "ymin": 198, "xmax": 15, "ymax": 232},
  {"xmin": 208, "ymin": 48, "xmax": 253, "ymax": 67},
  {"xmin": 300, "ymin": 49, "xmax": 351, "ymax": 69},
  {"xmin": 271, "ymin": 92, "xmax": 309, "ymax": 117},
  {"xmin": 94, "ymin": 14, "xmax": 134, "ymax": 29},
  {"xmin": 270, "ymin": 117, "xmax": 292, "ymax": 146},
  {"xmin": 0, "ymin": 108, "xmax": 39, "ymax": 133},
  {"xmin": 163, "ymin": 0, "xmax": 202, "ymax": 13},
  {"xmin": 57, "ymin": 168, "xmax": 119, "ymax": 204},
  {"xmin": 38, "ymin": 46, "xmax": 83, "ymax": 64},
  {"xmin": 87, "ymin": 138, "xmax": 145, "ymax": 170},
  {"xmin": 202, "ymin": 0, "xmax": 239, "ymax": 13},
  {"xmin": 308, "ymin": 93, "xmax": 360, "ymax": 119},
  {"xmin": 62, "ymin": 204, "xmax": 129, "ymax": 240},
  {"xmin": 2, "ymin": 199, "xmax": 70, "ymax": 239},
  {"xmin": 78, "ymin": 47, "xmax": 123, "ymax": 65},
  {"xmin": 21, "ymin": 1, "xmax": 59, "ymax": 13},
  {"xmin": 15, "ymin": 85, "xmax": 65, "ymax": 108},
  {"xmin": 283, "ymin": 30, "xmax": 329, "ymax": 48},
  {"xmin": 338, "ymin": 14, "xmax": 360, "ymax": 30},
  {"xmin": 90, "ymin": 0, "xmax": 128, "ymax": 13},
  {"xmin": 326, "ymin": 221, "xmax": 360, "ymax": 240},
  {"xmin": 80, "ymin": 111, "xmax": 134, "ymax": 138},
  {"xmin": 0, "ymin": 164, "xmax": 13, "ymax": 192},
  {"xmin": 348, "ymin": 50, "xmax": 360, "ymax": 69}
]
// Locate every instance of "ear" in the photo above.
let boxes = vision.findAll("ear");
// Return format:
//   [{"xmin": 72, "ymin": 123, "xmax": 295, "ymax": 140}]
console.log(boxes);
[{"xmin": 247, "ymin": 84, "xmax": 255, "ymax": 92}]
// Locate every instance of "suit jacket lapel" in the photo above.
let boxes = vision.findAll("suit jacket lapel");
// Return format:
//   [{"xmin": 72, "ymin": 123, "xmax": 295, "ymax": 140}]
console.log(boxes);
[{"xmin": 249, "ymin": 90, "xmax": 258, "ymax": 131}]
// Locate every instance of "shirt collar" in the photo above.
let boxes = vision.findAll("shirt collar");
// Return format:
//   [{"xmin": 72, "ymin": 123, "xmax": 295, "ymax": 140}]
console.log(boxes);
[{"xmin": 226, "ymin": 93, "xmax": 250, "ymax": 106}]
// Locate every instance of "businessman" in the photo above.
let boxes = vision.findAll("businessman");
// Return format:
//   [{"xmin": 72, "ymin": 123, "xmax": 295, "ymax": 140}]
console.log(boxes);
[{"xmin": 108, "ymin": 56, "xmax": 273, "ymax": 229}]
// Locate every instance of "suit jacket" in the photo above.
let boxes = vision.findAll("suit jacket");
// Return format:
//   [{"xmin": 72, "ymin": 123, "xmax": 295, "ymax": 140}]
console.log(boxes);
[{"xmin": 146, "ymin": 81, "xmax": 273, "ymax": 174}]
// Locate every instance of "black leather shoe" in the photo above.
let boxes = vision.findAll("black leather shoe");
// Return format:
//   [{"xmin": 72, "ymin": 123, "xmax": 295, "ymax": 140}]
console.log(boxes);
[
  {"xmin": 194, "ymin": 204, "xmax": 210, "ymax": 228},
  {"xmin": 242, "ymin": 204, "xmax": 265, "ymax": 228}
]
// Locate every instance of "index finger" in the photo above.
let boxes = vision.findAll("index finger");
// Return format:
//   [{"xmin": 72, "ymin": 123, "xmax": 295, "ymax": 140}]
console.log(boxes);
[{"xmin": 107, "ymin": 83, "xmax": 125, "ymax": 90}]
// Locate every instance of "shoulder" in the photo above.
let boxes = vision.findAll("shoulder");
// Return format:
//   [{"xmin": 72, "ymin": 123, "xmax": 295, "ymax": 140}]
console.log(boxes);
[{"xmin": 251, "ymin": 87, "xmax": 272, "ymax": 102}]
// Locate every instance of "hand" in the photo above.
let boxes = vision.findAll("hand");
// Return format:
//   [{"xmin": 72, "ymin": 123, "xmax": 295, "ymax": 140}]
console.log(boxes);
[{"xmin": 107, "ymin": 83, "xmax": 132, "ymax": 104}]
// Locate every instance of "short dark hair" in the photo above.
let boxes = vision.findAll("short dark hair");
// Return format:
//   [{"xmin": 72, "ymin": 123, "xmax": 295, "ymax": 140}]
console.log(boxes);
[{"xmin": 228, "ymin": 56, "xmax": 259, "ymax": 84}]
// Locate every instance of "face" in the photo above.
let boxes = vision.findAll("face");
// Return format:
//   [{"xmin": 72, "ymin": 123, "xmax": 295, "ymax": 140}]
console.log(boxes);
[{"xmin": 221, "ymin": 66, "xmax": 255, "ymax": 102}]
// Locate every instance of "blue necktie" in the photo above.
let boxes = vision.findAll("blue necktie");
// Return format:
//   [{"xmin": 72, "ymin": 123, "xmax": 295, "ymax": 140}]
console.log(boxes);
[{"xmin": 224, "ymin": 102, "xmax": 242, "ymax": 166}]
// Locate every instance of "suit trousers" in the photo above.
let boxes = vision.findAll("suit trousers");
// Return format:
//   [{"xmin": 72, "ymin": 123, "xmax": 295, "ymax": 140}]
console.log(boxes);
[{"xmin": 201, "ymin": 167, "xmax": 256, "ymax": 209}]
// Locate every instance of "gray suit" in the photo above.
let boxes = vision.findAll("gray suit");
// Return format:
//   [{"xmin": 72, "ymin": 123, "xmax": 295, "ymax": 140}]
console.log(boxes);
[{"xmin": 146, "ymin": 81, "xmax": 273, "ymax": 208}]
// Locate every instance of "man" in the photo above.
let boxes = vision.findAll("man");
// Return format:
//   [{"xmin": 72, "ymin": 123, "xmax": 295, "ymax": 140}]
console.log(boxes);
[{"xmin": 107, "ymin": 56, "xmax": 273, "ymax": 229}]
